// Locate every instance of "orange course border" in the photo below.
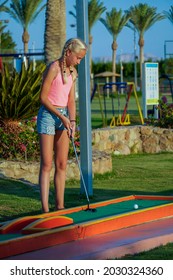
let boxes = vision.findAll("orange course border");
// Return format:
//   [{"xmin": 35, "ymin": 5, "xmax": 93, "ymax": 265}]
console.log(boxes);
[
  {"xmin": 0, "ymin": 215, "xmax": 43, "ymax": 234},
  {"xmin": 0, "ymin": 195, "xmax": 173, "ymax": 259},
  {"xmin": 22, "ymin": 216, "xmax": 74, "ymax": 234}
]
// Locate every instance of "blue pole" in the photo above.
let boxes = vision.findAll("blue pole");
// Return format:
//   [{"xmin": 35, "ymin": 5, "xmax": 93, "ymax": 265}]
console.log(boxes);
[{"xmin": 76, "ymin": 0, "xmax": 93, "ymax": 195}]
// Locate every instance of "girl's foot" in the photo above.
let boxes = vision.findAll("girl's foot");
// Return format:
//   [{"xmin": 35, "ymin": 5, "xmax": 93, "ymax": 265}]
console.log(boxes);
[{"xmin": 56, "ymin": 207, "xmax": 65, "ymax": 211}]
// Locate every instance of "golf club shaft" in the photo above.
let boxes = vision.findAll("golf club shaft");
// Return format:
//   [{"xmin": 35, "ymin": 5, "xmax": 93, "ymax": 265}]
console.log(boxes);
[{"xmin": 71, "ymin": 137, "xmax": 90, "ymax": 205}]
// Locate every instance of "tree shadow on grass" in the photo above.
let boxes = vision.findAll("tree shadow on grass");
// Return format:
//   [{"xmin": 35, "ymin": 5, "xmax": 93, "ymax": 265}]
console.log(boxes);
[
  {"xmin": 0, "ymin": 175, "xmax": 173, "ymax": 222},
  {"xmin": 64, "ymin": 187, "xmax": 173, "ymax": 209}
]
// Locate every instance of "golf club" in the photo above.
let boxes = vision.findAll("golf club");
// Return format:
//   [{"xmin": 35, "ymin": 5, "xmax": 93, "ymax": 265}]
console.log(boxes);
[{"xmin": 70, "ymin": 132, "xmax": 96, "ymax": 212}]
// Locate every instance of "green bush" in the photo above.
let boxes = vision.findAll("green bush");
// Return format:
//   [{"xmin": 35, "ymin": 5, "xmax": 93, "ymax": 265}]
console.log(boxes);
[
  {"xmin": 0, "ymin": 118, "xmax": 40, "ymax": 161},
  {"xmin": 157, "ymin": 100, "xmax": 173, "ymax": 128},
  {"xmin": 0, "ymin": 118, "xmax": 80, "ymax": 161},
  {"xmin": 147, "ymin": 98, "xmax": 173, "ymax": 129}
]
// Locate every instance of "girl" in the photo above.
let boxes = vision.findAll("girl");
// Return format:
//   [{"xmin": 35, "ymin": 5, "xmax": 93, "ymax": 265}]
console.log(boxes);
[{"xmin": 37, "ymin": 38, "xmax": 87, "ymax": 212}]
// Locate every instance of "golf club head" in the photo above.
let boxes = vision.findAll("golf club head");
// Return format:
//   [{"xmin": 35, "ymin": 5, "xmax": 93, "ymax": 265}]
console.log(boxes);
[{"xmin": 84, "ymin": 207, "xmax": 97, "ymax": 212}]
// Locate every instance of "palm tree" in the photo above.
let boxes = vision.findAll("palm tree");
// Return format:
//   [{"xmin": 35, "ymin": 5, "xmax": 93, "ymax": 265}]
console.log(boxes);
[
  {"xmin": 44, "ymin": 0, "xmax": 66, "ymax": 64},
  {"xmin": 163, "ymin": 5, "xmax": 173, "ymax": 24},
  {"xmin": 5, "ymin": 0, "xmax": 46, "ymax": 53},
  {"xmin": 125, "ymin": 4, "xmax": 165, "ymax": 88},
  {"xmin": 88, "ymin": 0, "xmax": 106, "ymax": 74},
  {"xmin": 100, "ymin": 8, "xmax": 130, "ymax": 83},
  {"xmin": 0, "ymin": 1, "xmax": 15, "ymax": 73},
  {"xmin": 0, "ymin": 23, "xmax": 16, "ymax": 51},
  {"xmin": 0, "ymin": 1, "xmax": 10, "ymax": 51}
]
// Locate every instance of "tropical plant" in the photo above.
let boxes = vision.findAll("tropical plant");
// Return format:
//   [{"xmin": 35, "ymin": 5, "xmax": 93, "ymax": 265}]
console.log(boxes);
[
  {"xmin": 0, "ymin": 21, "xmax": 16, "ymax": 72},
  {"xmin": 0, "ymin": 29, "xmax": 16, "ymax": 52},
  {"xmin": 44, "ymin": 0, "xmax": 66, "ymax": 64},
  {"xmin": 0, "ymin": 21, "xmax": 16, "ymax": 51},
  {"xmin": 125, "ymin": 4, "xmax": 165, "ymax": 89},
  {"xmin": 0, "ymin": 62, "xmax": 46, "ymax": 122},
  {"xmin": 4, "ymin": 0, "xmax": 46, "ymax": 53},
  {"xmin": 88, "ymin": 0, "xmax": 106, "ymax": 73},
  {"xmin": 163, "ymin": 5, "xmax": 173, "ymax": 25},
  {"xmin": 100, "ymin": 8, "xmax": 130, "ymax": 83},
  {"xmin": 0, "ymin": 1, "xmax": 16, "ymax": 70},
  {"xmin": 157, "ymin": 99, "xmax": 173, "ymax": 129},
  {"xmin": 147, "ymin": 98, "xmax": 173, "ymax": 129}
]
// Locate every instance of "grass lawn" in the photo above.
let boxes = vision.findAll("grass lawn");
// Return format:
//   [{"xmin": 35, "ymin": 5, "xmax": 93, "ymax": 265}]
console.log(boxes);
[
  {"xmin": 0, "ymin": 152, "xmax": 173, "ymax": 259},
  {"xmin": 1, "ymin": 152, "xmax": 172, "ymax": 221},
  {"xmin": 116, "ymin": 243, "xmax": 173, "ymax": 260}
]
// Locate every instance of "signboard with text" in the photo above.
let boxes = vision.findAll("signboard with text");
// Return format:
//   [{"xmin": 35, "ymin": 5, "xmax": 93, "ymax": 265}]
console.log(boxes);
[{"xmin": 142, "ymin": 63, "xmax": 159, "ymax": 118}]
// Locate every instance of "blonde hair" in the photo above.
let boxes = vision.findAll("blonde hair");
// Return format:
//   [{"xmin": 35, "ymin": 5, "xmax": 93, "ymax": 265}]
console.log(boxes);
[{"xmin": 61, "ymin": 38, "xmax": 88, "ymax": 84}]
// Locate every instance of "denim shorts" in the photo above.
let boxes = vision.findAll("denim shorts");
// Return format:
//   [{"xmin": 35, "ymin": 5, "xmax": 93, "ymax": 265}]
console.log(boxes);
[{"xmin": 37, "ymin": 105, "xmax": 68, "ymax": 135}]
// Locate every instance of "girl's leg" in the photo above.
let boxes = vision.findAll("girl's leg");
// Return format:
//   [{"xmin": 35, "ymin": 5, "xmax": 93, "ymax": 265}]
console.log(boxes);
[
  {"xmin": 54, "ymin": 130, "xmax": 69, "ymax": 210},
  {"xmin": 39, "ymin": 134, "xmax": 54, "ymax": 213}
]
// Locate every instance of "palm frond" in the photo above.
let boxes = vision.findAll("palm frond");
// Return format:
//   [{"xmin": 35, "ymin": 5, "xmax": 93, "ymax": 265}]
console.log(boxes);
[
  {"xmin": 163, "ymin": 6, "xmax": 173, "ymax": 25},
  {"xmin": 88, "ymin": 0, "xmax": 106, "ymax": 33},
  {"xmin": 6, "ymin": 0, "xmax": 46, "ymax": 29},
  {"xmin": 125, "ymin": 3, "xmax": 165, "ymax": 35},
  {"xmin": 100, "ymin": 8, "xmax": 130, "ymax": 38}
]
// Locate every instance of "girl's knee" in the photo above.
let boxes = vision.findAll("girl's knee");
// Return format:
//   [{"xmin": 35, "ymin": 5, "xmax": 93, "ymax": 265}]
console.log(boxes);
[
  {"xmin": 41, "ymin": 162, "xmax": 52, "ymax": 173},
  {"xmin": 55, "ymin": 161, "xmax": 67, "ymax": 171}
]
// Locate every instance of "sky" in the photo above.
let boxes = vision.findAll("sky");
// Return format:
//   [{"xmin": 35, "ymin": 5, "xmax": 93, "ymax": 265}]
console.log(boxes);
[{"xmin": 1, "ymin": 0, "xmax": 173, "ymax": 61}]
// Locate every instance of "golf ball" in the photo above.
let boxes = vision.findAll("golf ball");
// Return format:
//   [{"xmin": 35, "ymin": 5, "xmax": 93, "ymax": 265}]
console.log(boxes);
[{"xmin": 134, "ymin": 203, "xmax": 139, "ymax": 210}]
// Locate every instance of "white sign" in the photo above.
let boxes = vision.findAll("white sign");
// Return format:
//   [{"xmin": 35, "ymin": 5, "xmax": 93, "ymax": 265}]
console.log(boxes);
[{"xmin": 142, "ymin": 63, "xmax": 159, "ymax": 118}]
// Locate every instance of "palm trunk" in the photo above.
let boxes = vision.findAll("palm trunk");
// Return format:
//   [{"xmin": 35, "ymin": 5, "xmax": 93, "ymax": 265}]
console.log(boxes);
[
  {"xmin": 22, "ymin": 29, "xmax": 29, "ymax": 53},
  {"xmin": 139, "ymin": 36, "xmax": 144, "ymax": 91},
  {"xmin": 112, "ymin": 40, "xmax": 117, "ymax": 90},
  {"xmin": 89, "ymin": 34, "xmax": 92, "ymax": 75},
  {"xmin": 22, "ymin": 29, "xmax": 30, "ymax": 68},
  {"xmin": 44, "ymin": 0, "xmax": 66, "ymax": 64}
]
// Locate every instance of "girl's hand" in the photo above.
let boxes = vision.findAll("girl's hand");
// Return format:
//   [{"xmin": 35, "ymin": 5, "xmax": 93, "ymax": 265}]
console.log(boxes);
[
  {"xmin": 70, "ymin": 121, "xmax": 76, "ymax": 138},
  {"xmin": 60, "ymin": 115, "xmax": 71, "ymax": 137}
]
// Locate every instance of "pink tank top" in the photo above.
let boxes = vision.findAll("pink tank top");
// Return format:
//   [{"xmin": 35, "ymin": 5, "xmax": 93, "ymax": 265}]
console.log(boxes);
[{"xmin": 48, "ymin": 70, "xmax": 73, "ymax": 107}]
